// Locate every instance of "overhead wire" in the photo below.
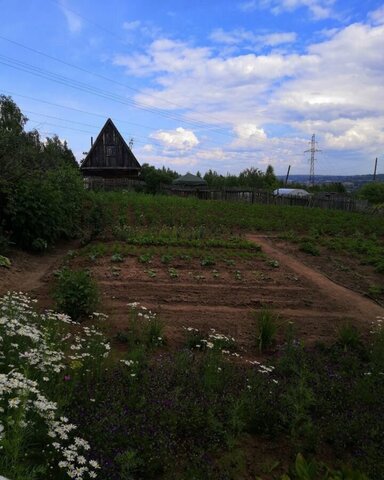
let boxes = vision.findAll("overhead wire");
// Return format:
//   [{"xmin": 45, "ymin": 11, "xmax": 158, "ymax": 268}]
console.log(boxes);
[
  {"xmin": 24, "ymin": 111, "xmax": 262, "ymax": 155},
  {"xmin": 0, "ymin": 34, "xmax": 232, "ymax": 134},
  {"xmin": 0, "ymin": 53, "xmax": 223, "ymax": 131},
  {"xmin": 4, "ymin": 89, "xmax": 307, "ymax": 159}
]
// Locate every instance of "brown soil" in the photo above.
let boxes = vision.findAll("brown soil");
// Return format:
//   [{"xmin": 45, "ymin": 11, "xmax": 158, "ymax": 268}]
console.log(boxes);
[
  {"xmin": 2, "ymin": 238, "xmax": 383, "ymax": 355},
  {"xmin": 0, "ymin": 242, "xmax": 77, "ymax": 298},
  {"xmin": 254, "ymin": 234, "xmax": 384, "ymax": 306},
  {"xmin": 246, "ymin": 234, "xmax": 384, "ymax": 321},
  {"xmin": 64, "ymin": 241, "xmax": 384, "ymax": 353}
]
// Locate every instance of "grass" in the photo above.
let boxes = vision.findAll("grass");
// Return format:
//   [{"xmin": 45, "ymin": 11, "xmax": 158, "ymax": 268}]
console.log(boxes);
[
  {"xmin": 4, "ymin": 191, "xmax": 384, "ymax": 479},
  {"xmin": 89, "ymin": 191, "xmax": 383, "ymax": 275},
  {"xmin": 2, "ymin": 291, "xmax": 384, "ymax": 479},
  {"xmin": 256, "ymin": 308, "xmax": 279, "ymax": 352},
  {"xmin": 76, "ymin": 190, "xmax": 384, "ymax": 275},
  {"xmin": 91, "ymin": 191, "xmax": 384, "ymax": 236}
]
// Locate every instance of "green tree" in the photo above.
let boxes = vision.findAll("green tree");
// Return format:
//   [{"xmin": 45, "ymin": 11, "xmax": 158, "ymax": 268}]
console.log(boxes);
[
  {"xmin": 0, "ymin": 94, "xmax": 84, "ymax": 250},
  {"xmin": 357, "ymin": 182, "xmax": 384, "ymax": 204},
  {"xmin": 0, "ymin": 94, "xmax": 27, "ymax": 134},
  {"xmin": 264, "ymin": 164, "xmax": 279, "ymax": 190},
  {"xmin": 41, "ymin": 135, "xmax": 78, "ymax": 170},
  {"xmin": 139, "ymin": 163, "xmax": 179, "ymax": 194}
]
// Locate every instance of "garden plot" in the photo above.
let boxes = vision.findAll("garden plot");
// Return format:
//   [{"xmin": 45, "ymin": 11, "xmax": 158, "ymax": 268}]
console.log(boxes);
[{"xmin": 63, "ymin": 240, "xmax": 381, "ymax": 353}]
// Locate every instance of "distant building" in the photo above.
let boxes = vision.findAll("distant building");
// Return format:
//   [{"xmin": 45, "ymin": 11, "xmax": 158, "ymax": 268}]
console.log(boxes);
[
  {"xmin": 172, "ymin": 173, "xmax": 207, "ymax": 187},
  {"xmin": 80, "ymin": 118, "xmax": 141, "ymax": 189},
  {"xmin": 273, "ymin": 188, "xmax": 310, "ymax": 197}
]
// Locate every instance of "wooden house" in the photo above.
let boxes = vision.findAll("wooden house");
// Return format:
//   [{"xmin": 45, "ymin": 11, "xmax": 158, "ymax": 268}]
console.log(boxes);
[{"xmin": 80, "ymin": 118, "xmax": 141, "ymax": 188}]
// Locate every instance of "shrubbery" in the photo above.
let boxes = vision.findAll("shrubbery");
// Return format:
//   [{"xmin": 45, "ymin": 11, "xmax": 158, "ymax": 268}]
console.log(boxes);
[
  {"xmin": 0, "ymin": 95, "xmax": 85, "ymax": 251},
  {"xmin": 357, "ymin": 182, "xmax": 384, "ymax": 204},
  {"xmin": 6, "ymin": 166, "xmax": 84, "ymax": 250},
  {"xmin": 53, "ymin": 267, "xmax": 99, "ymax": 320}
]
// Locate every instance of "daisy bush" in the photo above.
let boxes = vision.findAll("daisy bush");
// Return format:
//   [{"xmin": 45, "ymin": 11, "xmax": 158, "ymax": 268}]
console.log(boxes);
[{"xmin": 0, "ymin": 291, "xmax": 109, "ymax": 480}]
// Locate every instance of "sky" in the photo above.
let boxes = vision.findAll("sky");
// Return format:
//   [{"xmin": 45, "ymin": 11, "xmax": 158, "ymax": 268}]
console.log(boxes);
[{"xmin": 1, "ymin": 0, "xmax": 384, "ymax": 176}]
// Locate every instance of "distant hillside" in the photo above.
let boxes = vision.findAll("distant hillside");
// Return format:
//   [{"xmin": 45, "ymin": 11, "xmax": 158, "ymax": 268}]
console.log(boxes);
[{"xmin": 278, "ymin": 174, "xmax": 384, "ymax": 188}]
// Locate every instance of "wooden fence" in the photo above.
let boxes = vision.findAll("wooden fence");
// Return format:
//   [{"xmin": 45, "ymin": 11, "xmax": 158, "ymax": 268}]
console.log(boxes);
[
  {"xmin": 163, "ymin": 187, "xmax": 369, "ymax": 213},
  {"xmin": 84, "ymin": 177, "xmax": 145, "ymax": 191}
]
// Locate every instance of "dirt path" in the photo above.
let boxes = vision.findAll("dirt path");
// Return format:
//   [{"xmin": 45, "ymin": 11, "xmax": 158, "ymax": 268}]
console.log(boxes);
[
  {"xmin": 0, "ymin": 242, "xmax": 75, "ymax": 297},
  {"xmin": 246, "ymin": 234, "xmax": 384, "ymax": 320}
]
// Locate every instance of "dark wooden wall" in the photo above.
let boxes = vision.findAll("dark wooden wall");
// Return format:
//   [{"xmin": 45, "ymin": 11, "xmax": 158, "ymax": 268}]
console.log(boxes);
[{"xmin": 86, "ymin": 122, "xmax": 137, "ymax": 169}]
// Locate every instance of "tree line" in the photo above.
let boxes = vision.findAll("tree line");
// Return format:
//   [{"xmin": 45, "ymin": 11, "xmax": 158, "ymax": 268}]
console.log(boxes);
[
  {"xmin": 0, "ymin": 95, "xmax": 85, "ymax": 252},
  {"xmin": 1, "ymin": 94, "xmax": 382, "ymax": 254}
]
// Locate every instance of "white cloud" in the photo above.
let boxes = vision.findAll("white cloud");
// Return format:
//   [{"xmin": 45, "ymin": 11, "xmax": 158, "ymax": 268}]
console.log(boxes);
[
  {"xmin": 210, "ymin": 28, "xmax": 297, "ymax": 49},
  {"xmin": 143, "ymin": 144, "xmax": 154, "ymax": 152},
  {"xmin": 114, "ymin": 19, "xmax": 384, "ymax": 175},
  {"xmin": 122, "ymin": 19, "xmax": 161, "ymax": 40},
  {"xmin": 151, "ymin": 127, "xmax": 200, "ymax": 151},
  {"xmin": 123, "ymin": 20, "xmax": 142, "ymax": 31},
  {"xmin": 58, "ymin": 0, "xmax": 82, "ymax": 33},
  {"xmin": 323, "ymin": 119, "xmax": 384, "ymax": 150},
  {"xmin": 232, "ymin": 123, "xmax": 267, "ymax": 147},
  {"xmin": 239, "ymin": 0, "xmax": 335, "ymax": 19},
  {"xmin": 368, "ymin": 5, "xmax": 384, "ymax": 25}
]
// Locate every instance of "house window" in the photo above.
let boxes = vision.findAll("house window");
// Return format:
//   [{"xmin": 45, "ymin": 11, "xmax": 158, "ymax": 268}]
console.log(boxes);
[{"xmin": 106, "ymin": 146, "xmax": 116, "ymax": 156}]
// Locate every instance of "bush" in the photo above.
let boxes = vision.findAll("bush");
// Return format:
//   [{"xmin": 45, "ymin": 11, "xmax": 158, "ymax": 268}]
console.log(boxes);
[
  {"xmin": 299, "ymin": 241, "xmax": 320, "ymax": 256},
  {"xmin": 256, "ymin": 308, "xmax": 278, "ymax": 352},
  {"xmin": 357, "ymin": 182, "xmax": 384, "ymax": 204},
  {"xmin": 0, "ymin": 229, "xmax": 10, "ymax": 255},
  {"xmin": 6, "ymin": 166, "xmax": 84, "ymax": 250},
  {"xmin": 336, "ymin": 323, "xmax": 361, "ymax": 352},
  {"xmin": 54, "ymin": 268, "xmax": 98, "ymax": 321}
]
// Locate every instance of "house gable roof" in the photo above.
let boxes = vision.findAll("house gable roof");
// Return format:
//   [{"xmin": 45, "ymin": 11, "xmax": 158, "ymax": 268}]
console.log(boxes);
[
  {"xmin": 81, "ymin": 118, "xmax": 141, "ymax": 171},
  {"xmin": 173, "ymin": 172, "xmax": 207, "ymax": 186}
]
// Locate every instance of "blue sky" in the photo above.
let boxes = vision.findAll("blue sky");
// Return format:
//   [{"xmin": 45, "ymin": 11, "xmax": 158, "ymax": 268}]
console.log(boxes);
[{"xmin": 1, "ymin": 0, "xmax": 383, "ymax": 176}]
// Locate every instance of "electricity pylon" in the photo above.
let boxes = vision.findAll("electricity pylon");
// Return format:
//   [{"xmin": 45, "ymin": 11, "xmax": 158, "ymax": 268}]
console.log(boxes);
[{"xmin": 304, "ymin": 134, "xmax": 321, "ymax": 186}]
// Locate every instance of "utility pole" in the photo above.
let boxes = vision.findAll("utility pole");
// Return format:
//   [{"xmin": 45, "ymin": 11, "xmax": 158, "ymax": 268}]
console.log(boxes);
[
  {"xmin": 373, "ymin": 157, "xmax": 378, "ymax": 181},
  {"xmin": 285, "ymin": 165, "xmax": 291, "ymax": 186},
  {"xmin": 304, "ymin": 134, "xmax": 321, "ymax": 187}
]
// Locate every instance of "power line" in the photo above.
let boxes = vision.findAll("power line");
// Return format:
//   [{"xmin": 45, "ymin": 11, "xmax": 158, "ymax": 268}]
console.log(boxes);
[
  {"xmin": 0, "ymin": 50, "xmax": 233, "ymax": 139},
  {"xmin": 25, "ymin": 112, "xmax": 270, "ymax": 156},
  {"xmin": 0, "ymin": 54, "xmax": 220, "ymax": 131},
  {"xmin": 5, "ymin": 92, "xmax": 234, "ymax": 151},
  {"xmin": 0, "ymin": 34, "xmax": 231, "ymax": 133},
  {"xmin": 2, "ymin": 90, "xmax": 164, "ymax": 131}
]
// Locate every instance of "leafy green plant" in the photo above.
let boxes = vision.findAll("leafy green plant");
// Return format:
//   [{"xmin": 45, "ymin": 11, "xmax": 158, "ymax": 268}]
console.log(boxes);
[
  {"xmin": 0, "ymin": 255, "xmax": 11, "ymax": 268},
  {"xmin": 31, "ymin": 237, "xmax": 48, "ymax": 252},
  {"xmin": 161, "ymin": 253, "xmax": 173, "ymax": 264},
  {"xmin": 0, "ymin": 230, "xmax": 11, "ymax": 255},
  {"xmin": 53, "ymin": 268, "xmax": 99, "ymax": 321},
  {"xmin": 115, "ymin": 449, "xmax": 144, "ymax": 480},
  {"xmin": 299, "ymin": 241, "xmax": 320, "ymax": 256},
  {"xmin": 263, "ymin": 453, "xmax": 370, "ymax": 480},
  {"xmin": 256, "ymin": 308, "xmax": 278, "ymax": 352},
  {"xmin": 184, "ymin": 327, "xmax": 206, "ymax": 350},
  {"xmin": 368, "ymin": 284, "xmax": 384, "ymax": 298},
  {"xmin": 224, "ymin": 259, "xmax": 235, "ymax": 266},
  {"xmin": 336, "ymin": 323, "xmax": 361, "ymax": 352},
  {"xmin": 144, "ymin": 318, "xmax": 165, "ymax": 347},
  {"xmin": 168, "ymin": 267, "xmax": 179, "ymax": 278},
  {"xmin": 6, "ymin": 166, "xmax": 84, "ymax": 250},
  {"xmin": 145, "ymin": 269, "xmax": 157, "ymax": 278},
  {"xmin": 111, "ymin": 266, "xmax": 121, "ymax": 277},
  {"xmin": 267, "ymin": 259, "xmax": 280, "ymax": 268},
  {"xmin": 212, "ymin": 269, "xmax": 220, "ymax": 278},
  {"xmin": 201, "ymin": 256, "xmax": 216, "ymax": 267},
  {"xmin": 234, "ymin": 269, "xmax": 242, "ymax": 280},
  {"xmin": 138, "ymin": 253, "xmax": 152, "ymax": 264},
  {"xmin": 111, "ymin": 253, "xmax": 124, "ymax": 263},
  {"xmin": 115, "ymin": 330, "xmax": 130, "ymax": 344}
]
